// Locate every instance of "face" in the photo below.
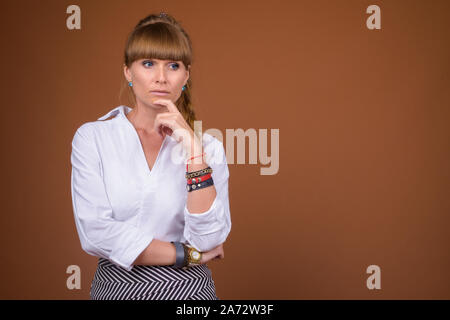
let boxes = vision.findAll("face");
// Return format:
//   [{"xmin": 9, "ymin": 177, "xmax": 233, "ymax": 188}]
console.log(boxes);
[{"xmin": 124, "ymin": 58, "xmax": 190, "ymax": 107}]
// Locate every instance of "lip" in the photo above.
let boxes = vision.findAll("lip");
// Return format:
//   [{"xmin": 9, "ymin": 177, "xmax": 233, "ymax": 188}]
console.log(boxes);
[{"xmin": 150, "ymin": 90, "xmax": 170, "ymax": 95}]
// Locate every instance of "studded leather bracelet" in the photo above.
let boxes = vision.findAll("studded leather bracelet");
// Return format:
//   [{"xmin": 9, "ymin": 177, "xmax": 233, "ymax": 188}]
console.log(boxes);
[
  {"xmin": 187, "ymin": 173, "xmax": 212, "ymax": 185},
  {"xmin": 186, "ymin": 177, "xmax": 214, "ymax": 192}
]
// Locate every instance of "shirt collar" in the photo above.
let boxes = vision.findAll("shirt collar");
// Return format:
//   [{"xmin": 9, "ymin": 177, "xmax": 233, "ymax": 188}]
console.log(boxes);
[{"xmin": 97, "ymin": 105, "xmax": 132, "ymax": 121}]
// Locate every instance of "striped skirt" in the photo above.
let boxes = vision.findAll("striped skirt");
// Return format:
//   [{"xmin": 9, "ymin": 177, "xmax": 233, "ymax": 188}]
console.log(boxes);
[{"xmin": 90, "ymin": 258, "xmax": 219, "ymax": 300}]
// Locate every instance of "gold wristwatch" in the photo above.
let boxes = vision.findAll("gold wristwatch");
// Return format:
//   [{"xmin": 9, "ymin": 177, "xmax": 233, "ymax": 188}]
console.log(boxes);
[{"xmin": 184, "ymin": 244, "xmax": 202, "ymax": 267}]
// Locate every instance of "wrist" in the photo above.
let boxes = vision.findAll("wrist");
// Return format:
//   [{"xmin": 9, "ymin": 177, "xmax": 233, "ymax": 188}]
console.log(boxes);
[
  {"xmin": 186, "ymin": 146, "xmax": 208, "ymax": 172},
  {"xmin": 170, "ymin": 242, "xmax": 203, "ymax": 269}
]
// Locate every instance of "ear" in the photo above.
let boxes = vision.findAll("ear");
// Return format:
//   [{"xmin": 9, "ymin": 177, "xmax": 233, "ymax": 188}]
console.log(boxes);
[
  {"xmin": 123, "ymin": 64, "xmax": 131, "ymax": 82},
  {"xmin": 184, "ymin": 65, "xmax": 190, "ymax": 85}
]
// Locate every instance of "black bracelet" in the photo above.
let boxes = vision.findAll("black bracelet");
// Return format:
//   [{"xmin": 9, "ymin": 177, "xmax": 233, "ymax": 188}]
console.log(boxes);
[
  {"xmin": 186, "ymin": 177, "xmax": 214, "ymax": 192},
  {"xmin": 171, "ymin": 241, "xmax": 188, "ymax": 268}
]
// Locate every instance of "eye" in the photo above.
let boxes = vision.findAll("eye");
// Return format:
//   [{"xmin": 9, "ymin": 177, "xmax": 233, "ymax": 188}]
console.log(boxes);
[
  {"xmin": 143, "ymin": 60, "xmax": 153, "ymax": 67},
  {"xmin": 142, "ymin": 60, "xmax": 179, "ymax": 70}
]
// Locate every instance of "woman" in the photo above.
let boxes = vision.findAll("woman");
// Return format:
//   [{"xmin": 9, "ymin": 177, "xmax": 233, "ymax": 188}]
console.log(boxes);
[{"xmin": 70, "ymin": 12, "xmax": 231, "ymax": 300}]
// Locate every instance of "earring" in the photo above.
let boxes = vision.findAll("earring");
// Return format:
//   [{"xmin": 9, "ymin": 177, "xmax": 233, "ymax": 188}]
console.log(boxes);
[
  {"xmin": 182, "ymin": 85, "xmax": 186, "ymax": 91},
  {"xmin": 128, "ymin": 81, "xmax": 133, "ymax": 87}
]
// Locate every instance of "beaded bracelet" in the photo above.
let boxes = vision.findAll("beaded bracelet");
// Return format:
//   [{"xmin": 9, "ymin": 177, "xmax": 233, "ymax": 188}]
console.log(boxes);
[
  {"xmin": 185, "ymin": 166, "xmax": 213, "ymax": 179},
  {"xmin": 186, "ymin": 177, "xmax": 214, "ymax": 192}
]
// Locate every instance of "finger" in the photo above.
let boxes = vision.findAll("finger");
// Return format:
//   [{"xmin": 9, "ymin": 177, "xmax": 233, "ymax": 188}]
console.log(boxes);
[
  {"xmin": 152, "ymin": 98, "xmax": 178, "ymax": 114},
  {"xmin": 155, "ymin": 112, "xmax": 177, "ymax": 119},
  {"xmin": 155, "ymin": 112, "xmax": 187, "ymax": 134},
  {"xmin": 162, "ymin": 126, "xmax": 173, "ymax": 136},
  {"xmin": 154, "ymin": 116, "xmax": 174, "ymax": 134}
]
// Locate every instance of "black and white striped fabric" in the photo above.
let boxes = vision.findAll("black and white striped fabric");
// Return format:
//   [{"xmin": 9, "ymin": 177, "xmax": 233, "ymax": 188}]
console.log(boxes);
[{"xmin": 90, "ymin": 258, "xmax": 219, "ymax": 300}]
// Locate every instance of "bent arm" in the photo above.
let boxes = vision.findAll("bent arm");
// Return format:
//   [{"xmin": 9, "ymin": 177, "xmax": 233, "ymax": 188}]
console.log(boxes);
[
  {"xmin": 183, "ymin": 136, "xmax": 232, "ymax": 252},
  {"xmin": 132, "ymin": 239, "xmax": 176, "ymax": 266},
  {"xmin": 72, "ymin": 126, "xmax": 154, "ymax": 271}
]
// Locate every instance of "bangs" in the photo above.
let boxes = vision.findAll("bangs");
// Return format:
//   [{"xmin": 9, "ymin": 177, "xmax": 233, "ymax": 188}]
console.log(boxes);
[{"xmin": 125, "ymin": 22, "xmax": 191, "ymax": 67}]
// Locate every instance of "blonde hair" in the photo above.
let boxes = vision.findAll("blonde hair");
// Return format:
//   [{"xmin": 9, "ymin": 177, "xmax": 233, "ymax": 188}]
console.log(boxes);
[{"xmin": 119, "ymin": 12, "xmax": 197, "ymax": 129}]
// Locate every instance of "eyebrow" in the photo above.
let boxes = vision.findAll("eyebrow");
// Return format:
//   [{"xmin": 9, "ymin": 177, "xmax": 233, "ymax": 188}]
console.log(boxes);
[{"xmin": 143, "ymin": 59, "xmax": 179, "ymax": 63}]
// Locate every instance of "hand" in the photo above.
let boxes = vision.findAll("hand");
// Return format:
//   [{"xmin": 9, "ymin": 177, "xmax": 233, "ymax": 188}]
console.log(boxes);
[
  {"xmin": 200, "ymin": 244, "xmax": 224, "ymax": 264},
  {"xmin": 152, "ymin": 99, "xmax": 201, "ymax": 157}
]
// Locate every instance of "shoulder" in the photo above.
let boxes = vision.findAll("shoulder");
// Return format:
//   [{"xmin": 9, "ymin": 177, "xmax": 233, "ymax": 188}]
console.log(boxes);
[
  {"xmin": 71, "ymin": 123, "xmax": 97, "ymax": 157},
  {"xmin": 72, "ymin": 120, "xmax": 111, "ymax": 150},
  {"xmin": 73, "ymin": 115, "xmax": 121, "ymax": 143},
  {"xmin": 73, "ymin": 106, "xmax": 126, "ymax": 140},
  {"xmin": 72, "ymin": 121, "xmax": 101, "ymax": 143},
  {"xmin": 75, "ymin": 121, "xmax": 97, "ymax": 136}
]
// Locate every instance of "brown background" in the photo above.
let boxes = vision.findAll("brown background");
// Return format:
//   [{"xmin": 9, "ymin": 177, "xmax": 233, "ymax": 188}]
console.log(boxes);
[{"xmin": 0, "ymin": 0, "xmax": 449, "ymax": 299}]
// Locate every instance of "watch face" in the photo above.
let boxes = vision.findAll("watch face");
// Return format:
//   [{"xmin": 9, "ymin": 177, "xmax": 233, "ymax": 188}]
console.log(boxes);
[{"xmin": 191, "ymin": 251, "xmax": 200, "ymax": 260}]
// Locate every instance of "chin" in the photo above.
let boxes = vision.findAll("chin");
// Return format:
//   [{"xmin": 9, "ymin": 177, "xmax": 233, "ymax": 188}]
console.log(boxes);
[{"xmin": 150, "ymin": 100, "xmax": 170, "ymax": 107}]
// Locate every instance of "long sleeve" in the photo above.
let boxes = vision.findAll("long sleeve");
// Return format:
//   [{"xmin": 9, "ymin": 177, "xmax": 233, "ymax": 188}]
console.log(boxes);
[
  {"xmin": 183, "ymin": 137, "xmax": 232, "ymax": 251},
  {"xmin": 70, "ymin": 124, "xmax": 154, "ymax": 271}
]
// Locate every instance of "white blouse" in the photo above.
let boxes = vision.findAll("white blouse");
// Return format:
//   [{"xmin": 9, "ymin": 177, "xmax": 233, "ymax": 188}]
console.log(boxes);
[{"xmin": 70, "ymin": 105, "xmax": 231, "ymax": 271}]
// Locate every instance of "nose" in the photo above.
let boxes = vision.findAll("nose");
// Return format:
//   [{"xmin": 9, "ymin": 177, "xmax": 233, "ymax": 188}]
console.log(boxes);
[{"xmin": 155, "ymin": 65, "xmax": 167, "ymax": 83}]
